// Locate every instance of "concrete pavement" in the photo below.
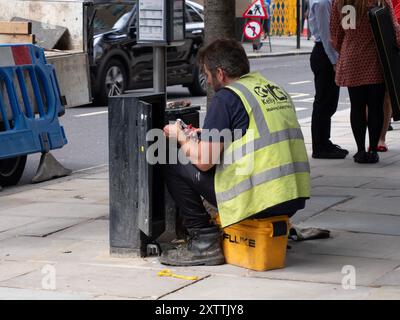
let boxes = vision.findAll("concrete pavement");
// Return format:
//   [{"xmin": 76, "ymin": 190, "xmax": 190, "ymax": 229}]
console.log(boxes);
[{"xmin": 1, "ymin": 106, "xmax": 400, "ymax": 300}]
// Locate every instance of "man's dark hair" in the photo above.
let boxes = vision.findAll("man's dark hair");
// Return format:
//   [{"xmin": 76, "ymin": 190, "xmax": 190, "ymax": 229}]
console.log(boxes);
[{"xmin": 198, "ymin": 39, "xmax": 250, "ymax": 78}]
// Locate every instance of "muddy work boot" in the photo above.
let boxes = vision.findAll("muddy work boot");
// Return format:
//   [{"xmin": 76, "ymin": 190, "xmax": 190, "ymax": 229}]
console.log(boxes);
[{"xmin": 160, "ymin": 225, "xmax": 225, "ymax": 266}]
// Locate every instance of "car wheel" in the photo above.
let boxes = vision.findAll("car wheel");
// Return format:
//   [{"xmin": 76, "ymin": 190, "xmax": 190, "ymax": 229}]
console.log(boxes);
[
  {"xmin": 0, "ymin": 155, "xmax": 27, "ymax": 187},
  {"xmin": 95, "ymin": 59, "xmax": 127, "ymax": 106},
  {"xmin": 188, "ymin": 64, "xmax": 207, "ymax": 96}
]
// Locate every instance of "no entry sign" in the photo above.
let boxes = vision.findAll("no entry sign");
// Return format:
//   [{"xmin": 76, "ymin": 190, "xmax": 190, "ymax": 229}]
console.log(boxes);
[{"xmin": 243, "ymin": 20, "xmax": 262, "ymax": 40}]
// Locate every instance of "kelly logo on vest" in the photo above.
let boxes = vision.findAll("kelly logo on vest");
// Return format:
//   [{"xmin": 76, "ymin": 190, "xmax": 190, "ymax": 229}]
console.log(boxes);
[{"xmin": 254, "ymin": 83, "xmax": 289, "ymax": 105}]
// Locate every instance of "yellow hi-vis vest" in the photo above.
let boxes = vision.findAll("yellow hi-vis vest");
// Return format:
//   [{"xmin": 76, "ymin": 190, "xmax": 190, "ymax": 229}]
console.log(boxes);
[{"xmin": 215, "ymin": 72, "xmax": 311, "ymax": 228}]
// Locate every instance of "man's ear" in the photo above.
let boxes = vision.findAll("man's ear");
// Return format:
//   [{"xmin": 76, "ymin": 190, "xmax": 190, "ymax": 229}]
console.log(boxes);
[{"xmin": 216, "ymin": 68, "xmax": 225, "ymax": 82}]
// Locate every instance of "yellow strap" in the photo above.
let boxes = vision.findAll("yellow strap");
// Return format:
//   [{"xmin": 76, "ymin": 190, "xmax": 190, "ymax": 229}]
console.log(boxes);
[{"xmin": 157, "ymin": 269, "xmax": 199, "ymax": 281}]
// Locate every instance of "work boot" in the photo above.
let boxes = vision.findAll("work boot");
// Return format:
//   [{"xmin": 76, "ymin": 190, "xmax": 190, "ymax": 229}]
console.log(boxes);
[{"xmin": 160, "ymin": 225, "xmax": 225, "ymax": 266}]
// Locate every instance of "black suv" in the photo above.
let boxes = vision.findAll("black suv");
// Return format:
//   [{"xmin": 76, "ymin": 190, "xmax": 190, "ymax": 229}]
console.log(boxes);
[{"xmin": 90, "ymin": 0, "xmax": 206, "ymax": 105}]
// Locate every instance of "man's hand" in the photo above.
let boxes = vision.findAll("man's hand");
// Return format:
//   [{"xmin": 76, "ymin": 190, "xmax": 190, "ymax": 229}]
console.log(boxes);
[{"xmin": 163, "ymin": 122, "xmax": 186, "ymax": 141}]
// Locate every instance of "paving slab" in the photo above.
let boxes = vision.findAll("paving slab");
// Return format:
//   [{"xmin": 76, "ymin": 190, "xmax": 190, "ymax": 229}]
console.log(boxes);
[
  {"xmin": 311, "ymin": 186, "xmax": 385, "ymax": 198},
  {"xmin": 289, "ymin": 231, "xmax": 400, "ymax": 261},
  {"xmin": 34, "ymin": 241, "xmax": 109, "ymax": 264},
  {"xmin": 291, "ymin": 195, "xmax": 349, "ymax": 224},
  {"xmin": 0, "ymin": 216, "xmax": 42, "ymax": 233},
  {"xmin": 311, "ymin": 176, "xmax": 380, "ymax": 188},
  {"xmin": 365, "ymin": 286, "xmax": 400, "ymax": 299},
  {"xmin": 0, "ymin": 262, "xmax": 210, "ymax": 299},
  {"xmin": 160, "ymin": 275, "xmax": 373, "ymax": 300},
  {"xmin": 299, "ymin": 210, "xmax": 400, "ymax": 236},
  {"xmin": 372, "ymin": 267, "xmax": 400, "ymax": 287},
  {"xmin": 0, "ymin": 202, "xmax": 108, "ymax": 219},
  {"xmin": 0, "ymin": 198, "xmax": 38, "ymax": 211},
  {"xmin": 0, "ymin": 237, "xmax": 79, "ymax": 261},
  {"xmin": 311, "ymin": 165, "xmax": 400, "ymax": 179},
  {"xmin": 49, "ymin": 220, "xmax": 108, "ymax": 242},
  {"xmin": 142, "ymin": 259, "xmax": 250, "ymax": 278},
  {"xmin": 361, "ymin": 179, "xmax": 400, "ymax": 190},
  {"xmin": 5, "ymin": 217, "xmax": 88, "ymax": 238},
  {"xmin": 333, "ymin": 196, "xmax": 400, "ymax": 216},
  {"xmin": 0, "ymin": 261, "xmax": 42, "ymax": 282},
  {"xmin": 0, "ymin": 287, "xmax": 92, "ymax": 300},
  {"xmin": 246, "ymin": 252, "xmax": 399, "ymax": 287},
  {"xmin": 2, "ymin": 187, "xmax": 107, "ymax": 205}
]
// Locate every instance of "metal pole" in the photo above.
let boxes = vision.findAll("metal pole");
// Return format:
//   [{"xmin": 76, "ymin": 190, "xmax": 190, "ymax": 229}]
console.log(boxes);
[
  {"xmin": 296, "ymin": 0, "xmax": 301, "ymax": 49},
  {"xmin": 154, "ymin": 46, "xmax": 166, "ymax": 94}
]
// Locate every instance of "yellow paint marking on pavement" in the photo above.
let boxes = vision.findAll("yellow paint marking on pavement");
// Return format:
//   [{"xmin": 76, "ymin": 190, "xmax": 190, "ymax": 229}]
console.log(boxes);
[{"xmin": 157, "ymin": 269, "xmax": 199, "ymax": 281}]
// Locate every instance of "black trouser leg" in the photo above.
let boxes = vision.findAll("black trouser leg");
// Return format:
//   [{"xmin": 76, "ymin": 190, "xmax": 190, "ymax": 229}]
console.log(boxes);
[
  {"xmin": 310, "ymin": 43, "xmax": 340, "ymax": 152},
  {"xmin": 166, "ymin": 162, "xmax": 217, "ymax": 229},
  {"xmin": 348, "ymin": 84, "xmax": 385, "ymax": 152}
]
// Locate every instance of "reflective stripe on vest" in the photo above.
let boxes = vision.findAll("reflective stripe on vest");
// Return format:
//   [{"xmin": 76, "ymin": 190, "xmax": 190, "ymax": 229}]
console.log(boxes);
[
  {"xmin": 220, "ymin": 82, "xmax": 304, "ymax": 170},
  {"xmin": 216, "ymin": 161, "xmax": 310, "ymax": 203}
]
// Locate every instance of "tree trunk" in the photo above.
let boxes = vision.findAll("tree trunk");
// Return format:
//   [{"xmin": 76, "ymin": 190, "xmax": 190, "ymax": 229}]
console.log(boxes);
[
  {"xmin": 204, "ymin": 0, "xmax": 236, "ymax": 107},
  {"xmin": 204, "ymin": 0, "xmax": 236, "ymax": 45}
]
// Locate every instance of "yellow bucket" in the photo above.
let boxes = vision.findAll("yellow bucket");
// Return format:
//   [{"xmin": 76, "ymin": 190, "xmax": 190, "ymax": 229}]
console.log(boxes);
[{"xmin": 217, "ymin": 215, "xmax": 289, "ymax": 271}]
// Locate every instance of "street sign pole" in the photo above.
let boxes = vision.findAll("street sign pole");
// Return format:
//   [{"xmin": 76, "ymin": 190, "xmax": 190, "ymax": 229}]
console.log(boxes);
[
  {"xmin": 297, "ymin": 0, "xmax": 301, "ymax": 49},
  {"xmin": 154, "ymin": 46, "xmax": 166, "ymax": 94}
]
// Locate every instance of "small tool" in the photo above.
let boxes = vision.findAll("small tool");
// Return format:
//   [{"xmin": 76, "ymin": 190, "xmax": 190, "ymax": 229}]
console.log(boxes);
[{"xmin": 157, "ymin": 269, "xmax": 199, "ymax": 281}]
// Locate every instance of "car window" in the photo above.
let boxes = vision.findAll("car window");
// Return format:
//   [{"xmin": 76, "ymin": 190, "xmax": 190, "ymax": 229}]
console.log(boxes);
[
  {"xmin": 186, "ymin": 4, "xmax": 203, "ymax": 23},
  {"xmin": 93, "ymin": 4, "xmax": 135, "ymax": 35}
]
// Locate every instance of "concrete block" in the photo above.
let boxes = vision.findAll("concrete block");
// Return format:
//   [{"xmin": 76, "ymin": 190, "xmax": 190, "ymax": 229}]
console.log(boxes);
[
  {"xmin": 361, "ymin": 179, "xmax": 400, "ymax": 190},
  {"xmin": 0, "ymin": 237, "xmax": 78, "ymax": 261},
  {"xmin": 291, "ymin": 195, "xmax": 349, "ymax": 224},
  {"xmin": 0, "ymin": 287, "xmax": 91, "ymax": 300},
  {"xmin": 0, "ymin": 261, "xmax": 42, "ymax": 282},
  {"xmin": 311, "ymin": 186, "xmax": 385, "ymax": 198},
  {"xmin": 312, "ymin": 176, "xmax": 380, "ymax": 188},
  {"xmin": 8, "ymin": 218, "xmax": 87, "ymax": 237},
  {"xmin": 0, "ymin": 202, "xmax": 108, "ymax": 219},
  {"xmin": 333, "ymin": 196, "xmax": 400, "ymax": 216},
  {"xmin": 372, "ymin": 267, "xmax": 400, "ymax": 287},
  {"xmin": 0, "ymin": 262, "xmax": 210, "ymax": 299},
  {"xmin": 247, "ymin": 252, "xmax": 399, "ymax": 287},
  {"xmin": 0, "ymin": 216, "xmax": 41, "ymax": 233},
  {"xmin": 299, "ymin": 210, "xmax": 400, "ymax": 236},
  {"xmin": 290, "ymin": 231, "xmax": 400, "ymax": 261},
  {"xmin": 160, "ymin": 275, "xmax": 372, "ymax": 300},
  {"xmin": 49, "ymin": 220, "xmax": 108, "ymax": 242}
]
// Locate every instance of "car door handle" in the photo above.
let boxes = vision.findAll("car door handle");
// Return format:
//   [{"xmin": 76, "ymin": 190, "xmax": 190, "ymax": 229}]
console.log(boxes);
[{"xmin": 192, "ymin": 30, "xmax": 202, "ymax": 34}]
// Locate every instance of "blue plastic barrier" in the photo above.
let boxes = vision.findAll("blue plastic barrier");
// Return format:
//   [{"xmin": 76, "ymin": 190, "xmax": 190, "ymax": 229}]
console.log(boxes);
[{"xmin": 0, "ymin": 44, "xmax": 67, "ymax": 160}]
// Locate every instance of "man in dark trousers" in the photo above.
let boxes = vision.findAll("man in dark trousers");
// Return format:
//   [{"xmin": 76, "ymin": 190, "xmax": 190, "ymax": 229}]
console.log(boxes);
[
  {"xmin": 161, "ymin": 39, "xmax": 310, "ymax": 266},
  {"xmin": 309, "ymin": 0, "xmax": 348, "ymax": 158}
]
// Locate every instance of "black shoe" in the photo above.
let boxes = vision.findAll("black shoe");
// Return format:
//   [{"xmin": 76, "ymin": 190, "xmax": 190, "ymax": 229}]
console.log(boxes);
[
  {"xmin": 159, "ymin": 225, "xmax": 225, "ymax": 266},
  {"xmin": 367, "ymin": 150, "xmax": 379, "ymax": 163},
  {"xmin": 312, "ymin": 145, "xmax": 348, "ymax": 159},
  {"xmin": 353, "ymin": 151, "xmax": 379, "ymax": 163},
  {"xmin": 328, "ymin": 143, "xmax": 349, "ymax": 155}
]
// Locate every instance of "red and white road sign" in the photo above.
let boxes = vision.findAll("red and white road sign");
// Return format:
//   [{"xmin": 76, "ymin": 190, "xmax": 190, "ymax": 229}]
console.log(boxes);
[
  {"xmin": 242, "ymin": 0, "xmax": 268, "ymax": 19},
  {"xmin": 243, "ymin": 20, "xmax": 262, "ymax": 40}
]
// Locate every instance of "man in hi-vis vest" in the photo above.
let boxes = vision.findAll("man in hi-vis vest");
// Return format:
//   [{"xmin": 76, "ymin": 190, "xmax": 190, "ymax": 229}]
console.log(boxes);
[{"xmin": 162, "ymin": 39, "xmax": 310, "ymax": 266}]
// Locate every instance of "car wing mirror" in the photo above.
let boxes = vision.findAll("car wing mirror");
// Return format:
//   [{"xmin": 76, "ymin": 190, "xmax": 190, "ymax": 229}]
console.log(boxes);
[{"xmin": 129, "ymin": 26, "xmax": 137, "ymax": 38}]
